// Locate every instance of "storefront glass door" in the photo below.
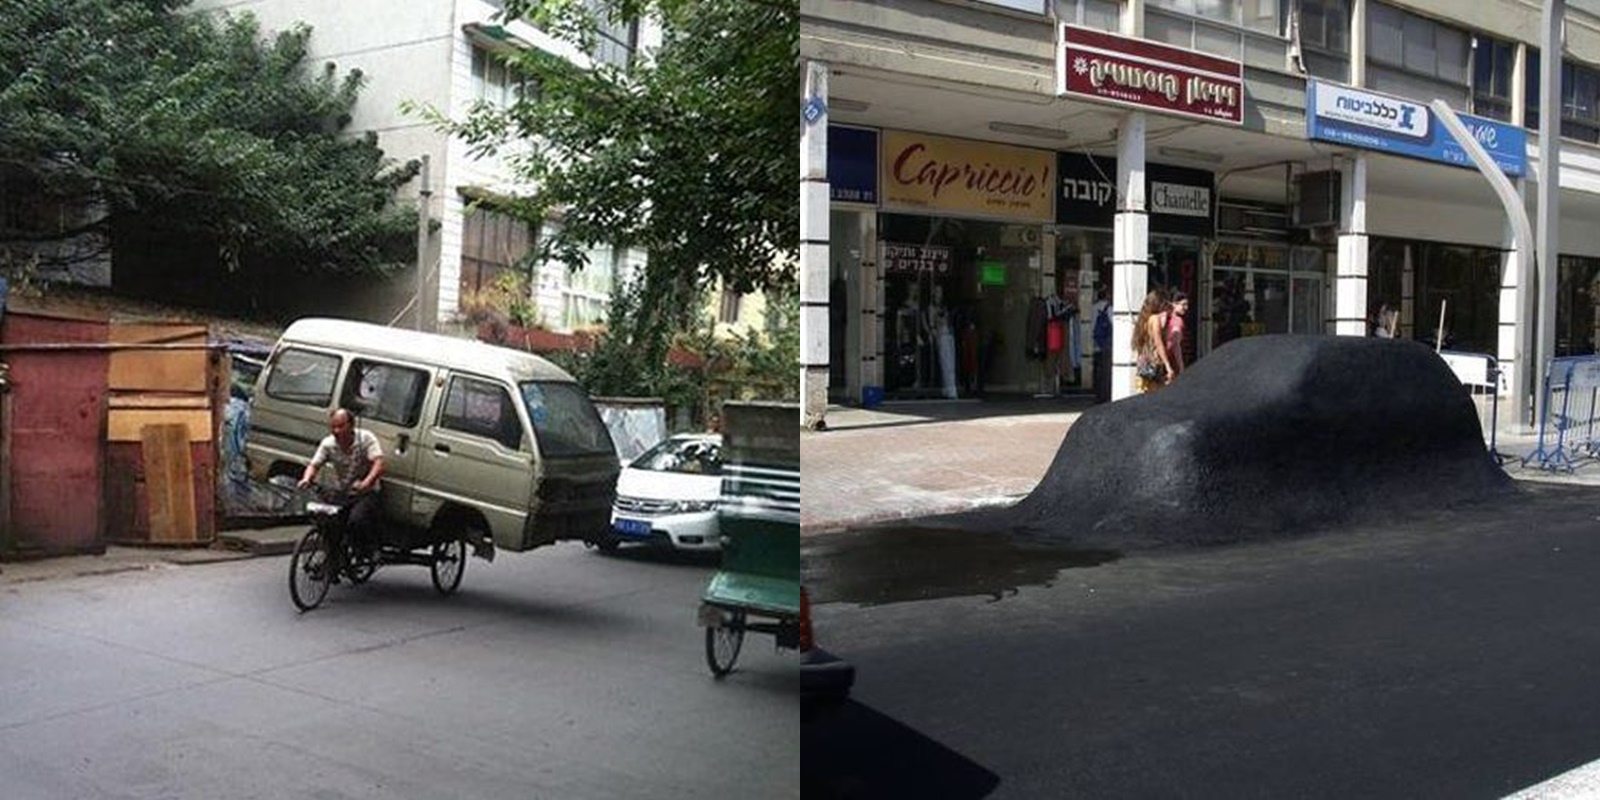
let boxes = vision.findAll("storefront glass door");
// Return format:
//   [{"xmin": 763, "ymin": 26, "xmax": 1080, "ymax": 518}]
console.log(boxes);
[{"xmin": 1210, "ymin": 242, "xmax": 1323, "ymax": 349}]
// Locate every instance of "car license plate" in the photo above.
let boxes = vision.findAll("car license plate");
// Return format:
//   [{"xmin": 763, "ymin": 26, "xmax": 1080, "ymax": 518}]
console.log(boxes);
[{"xmin": 615, "ymin": 517, "xmax": 652, "ymax": 537}]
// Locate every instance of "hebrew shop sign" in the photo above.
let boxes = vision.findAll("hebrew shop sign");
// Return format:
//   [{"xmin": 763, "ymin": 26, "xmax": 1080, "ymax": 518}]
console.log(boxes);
[{"xmin": 1056, "ymin": 25, "xmax": 1243, "ymax": 125}]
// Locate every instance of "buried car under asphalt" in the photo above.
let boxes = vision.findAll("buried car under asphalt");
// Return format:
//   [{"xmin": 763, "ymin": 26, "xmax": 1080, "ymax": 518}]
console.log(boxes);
[{"xmin": 606, "ymin": 433, "xmax": 723, "ymax": 551}]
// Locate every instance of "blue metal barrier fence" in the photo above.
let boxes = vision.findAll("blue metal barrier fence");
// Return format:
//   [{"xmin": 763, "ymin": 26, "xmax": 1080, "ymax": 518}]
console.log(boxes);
[{"xmin": 1523, "ymin": 355, "xmax": 1600, "ymax": 472}]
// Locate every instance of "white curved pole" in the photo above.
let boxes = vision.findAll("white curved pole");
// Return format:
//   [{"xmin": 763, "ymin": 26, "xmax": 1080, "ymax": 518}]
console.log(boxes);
[{"xmin": 1430, "ymin": 99, "xmax": 1536, "ymax": 426}]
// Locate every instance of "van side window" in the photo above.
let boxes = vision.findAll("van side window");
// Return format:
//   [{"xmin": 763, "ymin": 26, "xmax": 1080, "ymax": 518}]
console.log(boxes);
[
  {"xmin": 440, "ymin": 376, "xmax": 522, "ymax": 450},
  {"xmin": 341, "ymin": 360, "xmax": 427, "ymax": 427},
  {"xmin": 263, "ymin": 348, "xmax": 340, "ymax": 406}
]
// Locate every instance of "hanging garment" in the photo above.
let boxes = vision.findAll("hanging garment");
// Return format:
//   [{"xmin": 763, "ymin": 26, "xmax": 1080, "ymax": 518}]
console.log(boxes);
[{"xmin": 1026, "ymin": 296, "xmax": 1048, "ymax": 360}]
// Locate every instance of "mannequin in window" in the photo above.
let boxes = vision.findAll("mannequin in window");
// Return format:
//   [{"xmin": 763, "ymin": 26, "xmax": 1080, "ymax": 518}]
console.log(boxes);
[
  {"xmin": 896, "ymin": 291, "xmax": 923, "ymax": 388},
  {"xmin": 926, "ymin": 285, "xmax": 957, "ymax": 399}
]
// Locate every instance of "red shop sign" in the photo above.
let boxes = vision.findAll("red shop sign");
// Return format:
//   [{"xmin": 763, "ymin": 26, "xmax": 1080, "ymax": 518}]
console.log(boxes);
[{"xmin": 1056, "ymin": 25, "xmax": 1243, "ymax": 125}]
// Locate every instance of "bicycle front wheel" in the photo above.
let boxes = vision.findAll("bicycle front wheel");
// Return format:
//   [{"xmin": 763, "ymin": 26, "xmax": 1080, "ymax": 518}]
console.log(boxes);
[{"xmin": 289, "ymin": 527, "xmax": 333, "ymax": 611}]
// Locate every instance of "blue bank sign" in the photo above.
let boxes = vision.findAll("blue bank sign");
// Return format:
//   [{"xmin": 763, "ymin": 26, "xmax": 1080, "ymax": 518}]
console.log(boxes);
[{"xmin": 1306, "ymin": 80, "xmax": 1526, "ymax": 177}]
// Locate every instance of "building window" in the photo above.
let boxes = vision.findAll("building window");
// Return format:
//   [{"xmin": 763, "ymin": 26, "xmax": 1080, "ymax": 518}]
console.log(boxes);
[
  {"xmin": 470, "ymin": 46, "xmax": 534, "ymax": 107},
  {"xmin": 1367, "ymin": 3, "xmax": 1468, "ymax": 84},
  {"xmin": 1525, "ymin": 49, "xmax": 1600, "ymax": 143},
  {"xmin": 1365, "ymin": 2, "xmax": 1469, "ymax": 109},
  {"xmin": 1563, "ymin": 61, "xmax": 1600, "ymax": 143},
  {"xmin": 718, "ymin": 290, "xmax": 742, "ymax": 326},
  {"xmin": 1149, "ymin": 0, "xmax": 1283, "ymax": 35},
  {"xmin": 585, "ymin": 0, "xmax": 637, "ymax": 69},
  {"xmin": 460, "ymin": 204, "xmax": 533, "ymax": 299},
  {"xmin": 1063, "ymin": 0, "xmax": 1119, "ymax": 30},
  {"xmin": 561, "ymin": 242, "xmax": 616, "ymax": 330},
  {"xmin": 1472, "ymin": 35, "xmax": 1516, "ymax": 122},
  {"xmin": 1298, "ymin": 0, "xmax": 1349, "ymax": 82},
  {"xmin": 1146, "ymin": 0, "xmax": 1287, "ymax": 70}
]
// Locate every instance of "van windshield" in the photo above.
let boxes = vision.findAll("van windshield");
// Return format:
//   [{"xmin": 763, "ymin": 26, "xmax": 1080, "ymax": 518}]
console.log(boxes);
[{"xmin": 519, "ymin": 381, "xmax": 616, "ymax": 458}]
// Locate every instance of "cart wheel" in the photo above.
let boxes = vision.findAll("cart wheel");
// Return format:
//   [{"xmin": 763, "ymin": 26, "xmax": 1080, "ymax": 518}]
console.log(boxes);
[
  {"xmin": 347, "ymin": 551, "xmax": 376, "ymax": 585},
  {"xmin": 289, "ymin": 527, "xmax": 332, "ymax": 611},
  {"xmin": 431, "ymin": 538, "xmax": 466, "ymax": 595},
  {"xmin": 705, "ymin": 610, "xmax": 746, "ymax": 678}
]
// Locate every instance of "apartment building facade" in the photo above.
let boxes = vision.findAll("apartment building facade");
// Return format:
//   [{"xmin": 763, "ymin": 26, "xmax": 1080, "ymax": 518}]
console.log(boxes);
[
  {"xmin": 192, "ymin": 0, "xmax": 653, "ymax": 333},
  {"xmin": 800, "ymin": 0, "xmax": 1600, "ymax": 420}
]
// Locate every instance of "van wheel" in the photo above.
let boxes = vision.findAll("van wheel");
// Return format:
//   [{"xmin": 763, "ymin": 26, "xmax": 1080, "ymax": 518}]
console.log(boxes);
[{"xmin": 594, "ymin": 532, "xmax": 621, "ymax": 553}]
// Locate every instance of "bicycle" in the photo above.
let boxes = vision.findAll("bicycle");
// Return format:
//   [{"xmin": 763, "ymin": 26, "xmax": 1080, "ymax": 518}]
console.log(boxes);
[{"xmin": 271, "ymin": 477, "xmax": 465, "ymax": 612}]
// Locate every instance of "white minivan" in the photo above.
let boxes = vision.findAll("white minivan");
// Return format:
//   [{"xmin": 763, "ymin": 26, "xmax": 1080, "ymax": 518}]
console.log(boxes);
[{"xmin": 245, "ymin": 318, "xmax": 619, "ymax": 557}]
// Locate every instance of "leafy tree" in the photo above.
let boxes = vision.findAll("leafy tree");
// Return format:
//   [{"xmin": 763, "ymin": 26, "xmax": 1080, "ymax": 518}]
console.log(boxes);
[
  {"xmin": 551, "ymin": 280, "xmax": 798, "ymax": 426},
  {"xmin": 0, "ymin": 0, "xmax": 419, "ymax": 285},
  {"xmin": 439, "ymin": 0, "xmax": 798, "ymax": 385}
]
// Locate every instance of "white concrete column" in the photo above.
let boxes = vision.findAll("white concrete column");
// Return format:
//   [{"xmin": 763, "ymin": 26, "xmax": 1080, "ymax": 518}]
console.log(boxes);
[
  {"xmin": 800, "ymin": 61, "xmax": 830, "ymax": 429},
  {"xmin": 1334, "ymin": 154, "xmax": 1369, "ymax": 336},
  {"xmin": 1499, "ymin": 180, "xmax": 1528, "ymax": 404},
  {"xmin": 1349, "ymin": 0, "xmax": 1367, "ymax": 87},
  {"xmin": 1112, "ymin": 111, "xmax": 1149, "ymax": 401}
]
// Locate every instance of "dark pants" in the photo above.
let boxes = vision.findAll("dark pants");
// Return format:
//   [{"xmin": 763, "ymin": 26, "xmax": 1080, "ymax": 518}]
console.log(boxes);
[
  {"xmin": 1094, "ymin": 351, "xmax": 1111, "ymax": 404},
  {"xmin": 347, "ymin": 490, "xmax": 383, "ymax": 547}
]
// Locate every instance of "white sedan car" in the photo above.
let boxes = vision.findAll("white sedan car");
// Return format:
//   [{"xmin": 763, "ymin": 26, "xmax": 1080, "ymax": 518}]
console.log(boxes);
[{"xmin": 606, "ymin": 433, "xmax": 723, "ymax": 552}]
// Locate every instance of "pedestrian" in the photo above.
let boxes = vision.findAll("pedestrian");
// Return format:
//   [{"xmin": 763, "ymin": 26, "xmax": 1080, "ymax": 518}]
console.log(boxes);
[
  {"xmin": 1132, "ymin": 288, "xmax": 1174, "ymax": 393},
  {"xmin": 298, "ymin": 407, "xmax": 385, "ymax": 548},
  {"xmin": 1092, "ymin": 285, "xmax": 1112, "ymax": 404},
  {"xmin": 1371, "ymin": 303, "xmax": 1398, "ymax": 338},
  {"xmin": 1164, "ymin": 290, "xmax": 1189, "ymax": 381}
]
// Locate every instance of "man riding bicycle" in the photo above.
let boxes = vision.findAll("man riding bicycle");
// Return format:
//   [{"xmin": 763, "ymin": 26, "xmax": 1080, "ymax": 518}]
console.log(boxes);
[{"xmin": 298, "ymin": 407, "xmax": 386, "ymax": 550}]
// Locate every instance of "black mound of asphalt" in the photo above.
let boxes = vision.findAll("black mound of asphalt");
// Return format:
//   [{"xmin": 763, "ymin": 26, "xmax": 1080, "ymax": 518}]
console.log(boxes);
[{"xmin": 1001, "ymin": 334, "xmax": 1515, "ymax": 546}]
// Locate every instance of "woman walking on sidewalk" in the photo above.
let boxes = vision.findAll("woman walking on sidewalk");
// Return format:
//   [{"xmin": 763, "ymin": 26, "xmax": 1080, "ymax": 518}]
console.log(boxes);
[{"xmin": 1133, "ymin": 288, "xmax": 1174, "ymax": 394}]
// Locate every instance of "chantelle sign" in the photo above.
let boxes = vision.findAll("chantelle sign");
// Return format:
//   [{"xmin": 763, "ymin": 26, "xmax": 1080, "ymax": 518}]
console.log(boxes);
[{"xmin": 1056, "ymin": 25, "xmax": 1243, "ymax": 125}]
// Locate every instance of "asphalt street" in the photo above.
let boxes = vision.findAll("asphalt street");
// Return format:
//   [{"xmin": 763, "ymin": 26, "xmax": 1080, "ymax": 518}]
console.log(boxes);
[
  {"xmin": 802, "ymin": 482, "xmax": 1600, "ymax": 799},
  {"xmin": 1, "ymin": 542, "xmax": 797, "ymax": 799}
]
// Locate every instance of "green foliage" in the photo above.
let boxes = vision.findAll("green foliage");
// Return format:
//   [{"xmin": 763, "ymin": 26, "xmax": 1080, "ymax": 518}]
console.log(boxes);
[
  {"xmin": 550, "ymin": 280, "xmax": 797, "ymax": 425},
  {"xmin": 441, "ymin": 0, "xmax": 797, "ymax": 307},
  {"xmin": 0, "ymin": 0, "xmax": 419, "ymax": 276},
  {"xmin": 441, "ymin": 0, "xmax": 798, "ymax": 407}
]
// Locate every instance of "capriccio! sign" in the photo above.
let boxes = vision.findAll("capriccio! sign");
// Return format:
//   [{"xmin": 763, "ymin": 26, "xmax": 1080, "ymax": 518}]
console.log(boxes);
[
  {"xmin": 1056, "ymin": 25, "xmax": 1243, "ymax": 125},
  {"xmin": 880, "ymin": 129, "xmax": 1054, "ymax": 223}
]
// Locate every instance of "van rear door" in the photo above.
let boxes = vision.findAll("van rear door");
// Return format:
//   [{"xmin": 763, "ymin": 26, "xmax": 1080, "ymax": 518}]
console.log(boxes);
[{"xmin": 519, "ymin": 381, "xmax": 620, "ymax": 548}]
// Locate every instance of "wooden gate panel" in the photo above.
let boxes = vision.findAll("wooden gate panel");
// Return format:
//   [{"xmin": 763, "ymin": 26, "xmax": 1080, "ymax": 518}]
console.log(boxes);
[{"xmin": 2, "ymin": 313, "xmax": 108, "ymax": 556}]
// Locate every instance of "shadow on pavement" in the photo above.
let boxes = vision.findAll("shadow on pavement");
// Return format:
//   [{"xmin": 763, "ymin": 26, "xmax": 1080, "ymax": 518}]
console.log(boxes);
[
  {"xmin": 803, "ymin": 698, "xmax": 1000, "ymax": 799},
  {"xmin": 817, "ymin": 397, "xmax": 1092, "ymax": 433}
]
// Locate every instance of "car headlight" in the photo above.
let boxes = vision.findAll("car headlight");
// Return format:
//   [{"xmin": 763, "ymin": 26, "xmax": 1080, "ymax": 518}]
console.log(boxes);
[{"xmin": 673, "ymin": 500, "xmax": 719, "ymax": 513}]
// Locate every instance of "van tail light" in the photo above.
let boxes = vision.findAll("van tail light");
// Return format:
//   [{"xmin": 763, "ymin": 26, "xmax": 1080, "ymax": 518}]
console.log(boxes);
[{"xmin": 799, "ymin": 586, "xmax": 814, "ymax": 653}]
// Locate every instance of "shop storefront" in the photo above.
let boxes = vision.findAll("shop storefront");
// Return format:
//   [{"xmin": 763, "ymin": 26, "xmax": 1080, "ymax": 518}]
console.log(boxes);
[
  {"xmin": 869, "ymin": 129, "xmax": 1056, "ymax": 399},
  {"xmin": 1366, "ymin": 237, "xmax": 1506, "ymax": 353},
  {"xmin": 1557, "ymin": 255, "xmax": 1600, "ymax": 357},
  {"xmin": 1305, "ymin": 80, "xmax": 1526, "ymax": 355},
  {"xmin": 1210, "ymin": 237, "xmax": 1328, "ymax": 348},
  {"xmin": 825, "ymin": 125, "xmax": 880, "ymax": 404},
  {"xmin": 1055, "ymin": 153, "xmax": 1215, "ymax": 378}
]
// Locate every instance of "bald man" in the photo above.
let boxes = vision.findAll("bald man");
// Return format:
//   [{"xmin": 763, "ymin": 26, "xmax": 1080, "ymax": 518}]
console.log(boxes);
[{"xmin": 299, "ymin": 408, "xmax": 386, "ymax": 548}]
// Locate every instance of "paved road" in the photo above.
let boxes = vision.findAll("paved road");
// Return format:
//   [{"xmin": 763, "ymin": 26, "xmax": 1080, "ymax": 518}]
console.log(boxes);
[
  {"xmin": 1, "ymin": 543, "xmax": 797, "ymax": 799},
  {"xmin": 802, "ymin": 482, "xmax": 1600, "ymax": 799}
]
